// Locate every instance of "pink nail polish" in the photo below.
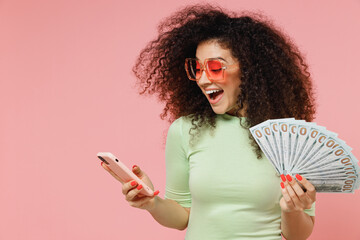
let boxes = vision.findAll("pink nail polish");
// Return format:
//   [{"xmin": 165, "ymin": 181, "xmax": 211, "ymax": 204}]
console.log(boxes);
[
  {"xmin": 280, "ymin": 174, "xmax": 286, "ymax": 182},
  {"xmin": 286, "ymin": 174, "xmax": 292, "ymax": 182}
]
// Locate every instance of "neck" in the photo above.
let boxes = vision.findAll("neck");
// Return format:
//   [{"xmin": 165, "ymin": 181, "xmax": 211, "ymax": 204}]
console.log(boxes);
[{"xmin": 226, "ymin": 105, "xmax": 246, "ymax": 117}]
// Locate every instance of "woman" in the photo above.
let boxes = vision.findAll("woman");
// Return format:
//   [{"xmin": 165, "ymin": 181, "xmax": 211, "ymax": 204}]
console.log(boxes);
[{"xmin": 102, "ymin": 4, "xmax": 316, "ymax": 240}]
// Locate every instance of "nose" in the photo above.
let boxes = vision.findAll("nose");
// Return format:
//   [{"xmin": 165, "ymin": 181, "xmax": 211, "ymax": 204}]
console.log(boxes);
[{"xmin": 197, "ymin": 69, "xmax": 212, "ymax": 86}]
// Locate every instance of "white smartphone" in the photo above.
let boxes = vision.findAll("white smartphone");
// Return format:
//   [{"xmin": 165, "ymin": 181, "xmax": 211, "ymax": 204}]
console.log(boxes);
[{"xmin": 97, "ymin": 152, "xmax": 154, "ymax": 196}]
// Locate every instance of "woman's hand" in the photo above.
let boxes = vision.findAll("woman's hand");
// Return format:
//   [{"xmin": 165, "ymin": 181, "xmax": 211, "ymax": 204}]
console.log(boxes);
[
  {"xmin": 101, "ymin": 162, "xmax": 160, "ymax": 211},
  {"xmin": 279, "ymin": 174, "xmax": 316, "ymax": 213}
]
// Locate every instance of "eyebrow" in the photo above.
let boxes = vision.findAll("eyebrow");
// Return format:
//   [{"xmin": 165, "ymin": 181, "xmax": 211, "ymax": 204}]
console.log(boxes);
[{"xmin": 195, "ymin": 57, "xmax": 228, "ymax": 63}]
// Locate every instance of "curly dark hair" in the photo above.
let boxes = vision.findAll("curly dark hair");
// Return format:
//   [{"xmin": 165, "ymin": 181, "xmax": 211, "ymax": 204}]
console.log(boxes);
[{"xmin": 132, "ymin": 4, "xmax": 316, "ymax": 158}]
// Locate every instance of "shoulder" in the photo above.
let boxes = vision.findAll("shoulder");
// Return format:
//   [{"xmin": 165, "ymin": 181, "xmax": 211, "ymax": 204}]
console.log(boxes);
[
  {"xmin": 169, "ymin": 116, "xmax": 193, "ymax": 134},
  {"xmin": 165, "ymin": 117, "xmax": 193, "ymax": 155},
  {"xmin": 166, "ymin": 116, "xmax": 194, "ymax": 148}
]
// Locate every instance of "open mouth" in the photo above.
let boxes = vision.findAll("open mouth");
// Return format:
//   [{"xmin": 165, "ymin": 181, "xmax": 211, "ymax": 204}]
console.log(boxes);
[
  {"xmin": 207, "ymin": 89, "xmax": 224, "ymax": 100},
  {"xmin": 205, "ymin": 89, "xmax": 224, "ymax": 104}
]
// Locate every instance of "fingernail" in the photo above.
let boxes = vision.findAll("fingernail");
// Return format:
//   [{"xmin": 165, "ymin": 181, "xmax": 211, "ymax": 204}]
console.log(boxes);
[
  {"xmin": 101, "ymin": 162, "xmax": 103, "ymax": 166},
  {"xmin": 154, "ymin": 190, "xmax": 160, "ymax": 196},
  {"xmin": 280, "ymin": 174, "xmax": 286, "ymax": 182},
  {"xmin": 131, "ymin": 180, "xmax": 137, "ymax": 186},
  {"xmin": 137, "ymin": 185, "xmax": 143, "ymax": 190},
  {"xmin": 296, "ymin": 174, "xmax": 302, "ymax": 181},
  {"xmin": 280, "ymin": 182, "xmax": 285, "ymax": 189},
  {"xmin": 286, "ymin": 174, "xmax": 292, "ymax": 182},
  {"xmin": 133, "ymin": 165, "xmax": 137, "ymax": 169}
]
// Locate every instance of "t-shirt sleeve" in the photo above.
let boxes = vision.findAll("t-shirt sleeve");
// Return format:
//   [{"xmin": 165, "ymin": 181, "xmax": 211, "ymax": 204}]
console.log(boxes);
[
  {"xmin": 303, "ymin": 202, "xmax": 315, "ymax": 216},
  {"xmin": 164, "ymin": 118, "xmax": 192, "ymax": 208}
]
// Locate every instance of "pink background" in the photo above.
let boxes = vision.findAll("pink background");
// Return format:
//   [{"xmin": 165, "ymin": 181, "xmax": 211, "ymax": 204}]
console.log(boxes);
[{"xmin": 1, "ymin": 0, "xmax": 359, "ymax": 239}]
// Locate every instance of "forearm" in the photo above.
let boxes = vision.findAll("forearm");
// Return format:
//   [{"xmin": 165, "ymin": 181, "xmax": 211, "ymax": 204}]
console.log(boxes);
[
  {"xmin": 146, "ymin": 196, "xmax": 190, "ymax": 230},
  {"xmin": 281, "ymin": 210, "xmax": 314, "ymax": 240}
]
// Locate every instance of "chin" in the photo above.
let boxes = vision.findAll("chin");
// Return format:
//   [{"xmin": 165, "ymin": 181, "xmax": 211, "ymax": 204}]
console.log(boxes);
[{"xmin": 211, "ymin": 106, "xmax": 227, "ymax": 115}]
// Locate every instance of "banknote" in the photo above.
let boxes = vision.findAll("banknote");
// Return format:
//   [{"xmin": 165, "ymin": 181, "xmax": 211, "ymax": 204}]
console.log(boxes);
[{"xmin": 250, "ymin": 119, "xmax": 360, "ymax": 193}]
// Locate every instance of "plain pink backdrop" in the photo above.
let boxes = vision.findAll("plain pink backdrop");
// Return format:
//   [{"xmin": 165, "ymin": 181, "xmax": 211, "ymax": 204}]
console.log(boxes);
[{"xmin": 1, "ymin": 0, "xmax": 359, "ymax": 239}]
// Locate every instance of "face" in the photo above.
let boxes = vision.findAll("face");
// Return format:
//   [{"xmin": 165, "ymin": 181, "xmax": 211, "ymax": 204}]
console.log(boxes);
[{"xmin": 195, "ymin": 41, "xmax": 241, "ymax": 115}]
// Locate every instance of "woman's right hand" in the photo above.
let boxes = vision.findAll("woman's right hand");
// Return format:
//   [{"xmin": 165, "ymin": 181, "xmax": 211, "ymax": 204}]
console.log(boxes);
[{"xmin": 101, "ymin": 162, "xmax": 160, "ymax": 211}]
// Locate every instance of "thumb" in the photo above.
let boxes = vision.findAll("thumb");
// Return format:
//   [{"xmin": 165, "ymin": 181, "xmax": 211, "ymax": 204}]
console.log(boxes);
[{"xmin": 132, "ymin": 165, "xmax": 144, "ymax": 178}]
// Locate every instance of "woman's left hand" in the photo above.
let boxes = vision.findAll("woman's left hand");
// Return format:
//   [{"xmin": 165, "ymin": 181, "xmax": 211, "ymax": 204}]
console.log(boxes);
[{"xmin": 279, "ymin": 174, "xmax": 316, "ymax": 213}]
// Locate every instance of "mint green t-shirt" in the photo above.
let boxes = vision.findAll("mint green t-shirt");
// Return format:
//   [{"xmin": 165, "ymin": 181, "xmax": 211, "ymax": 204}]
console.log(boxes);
[{"xmin": 164, "ymin": 114, "xmax": 315, "ymax": 240}]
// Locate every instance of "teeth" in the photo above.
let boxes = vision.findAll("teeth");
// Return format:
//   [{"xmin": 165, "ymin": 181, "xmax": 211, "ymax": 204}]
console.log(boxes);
[{"xmin": 205, "ymin": 89, "xmax": 222, "ymax": 95}]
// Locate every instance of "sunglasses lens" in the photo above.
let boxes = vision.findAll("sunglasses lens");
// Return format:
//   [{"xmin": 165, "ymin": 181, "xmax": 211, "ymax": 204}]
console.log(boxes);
[
  {"xmin": 207, "ymin": 60, "xmax": 223, "ymax": 80},
  {"xmin": 185, "ymin": 59, "xmax": 225, "ymax": 81},
  {"xmin": 185, "ymin": 59, "xmax": 201, "ymax": 80}
]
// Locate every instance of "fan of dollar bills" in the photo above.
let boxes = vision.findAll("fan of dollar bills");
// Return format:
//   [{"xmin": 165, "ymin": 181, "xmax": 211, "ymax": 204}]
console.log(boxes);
[{"xmin": 249, "ymin": 118, "xmax": 360, "ymax": 193}]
